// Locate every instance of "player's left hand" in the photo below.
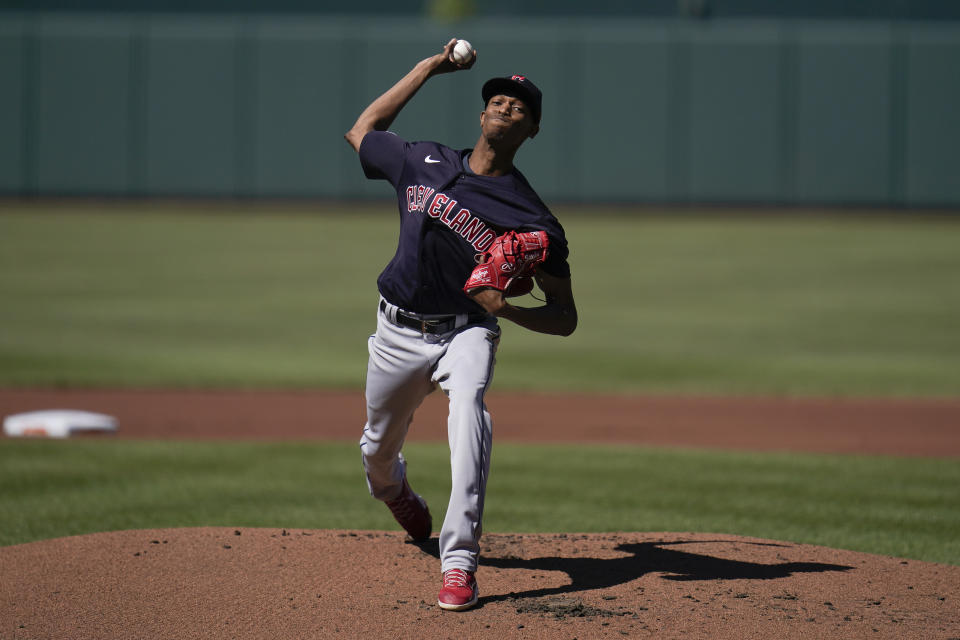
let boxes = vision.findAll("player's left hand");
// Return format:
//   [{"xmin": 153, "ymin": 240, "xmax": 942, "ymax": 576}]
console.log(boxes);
[
  {"xmin": 464, "ymin": 230, "xmax": 548, "ymax": 314},
  {"xmin": 463, "ymin": 230, "xmax": 548, "ymax": 293}
]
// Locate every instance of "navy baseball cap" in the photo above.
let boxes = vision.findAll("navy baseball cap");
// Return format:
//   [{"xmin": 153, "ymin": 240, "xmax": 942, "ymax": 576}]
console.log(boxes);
[{"xmin": 482, "ymin": 75, "xmax": 542, "ymax": 123}]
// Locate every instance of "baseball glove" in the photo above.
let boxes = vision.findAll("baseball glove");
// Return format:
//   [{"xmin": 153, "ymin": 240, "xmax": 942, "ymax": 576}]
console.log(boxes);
[{"xmin": 463, "ymin": 230, "xmax": 549, "ymax": 296}]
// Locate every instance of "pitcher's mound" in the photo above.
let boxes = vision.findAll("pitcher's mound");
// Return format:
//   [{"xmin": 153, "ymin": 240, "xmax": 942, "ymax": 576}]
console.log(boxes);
[{"xmin": 1, "ymin": 528, "xmax": 957, "ymax": 639}]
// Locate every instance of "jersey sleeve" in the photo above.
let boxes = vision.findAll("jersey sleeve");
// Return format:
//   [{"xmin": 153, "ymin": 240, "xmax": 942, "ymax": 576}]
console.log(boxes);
[
  {"xmin": 358, "ymin": 131, "xmax": 409, "ymax": 187},
  {"xmin": 539, "ymin": 230, "xmax": 571, "ymax": 278}
]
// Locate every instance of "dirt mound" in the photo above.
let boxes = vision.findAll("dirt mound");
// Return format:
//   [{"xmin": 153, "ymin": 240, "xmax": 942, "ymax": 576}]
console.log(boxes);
[{"xmin": 2, "ymin": 528, "xmax": 957, "ymax": 639}]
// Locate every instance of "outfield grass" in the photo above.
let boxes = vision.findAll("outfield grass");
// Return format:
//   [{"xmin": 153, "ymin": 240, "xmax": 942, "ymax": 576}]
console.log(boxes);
[
  {"xmin": 1, "ymin": 204, "xmax": 958, "ymax": 396},
  {"xmin": 1, "ymin": 439, "xmax": 957, "ymax": 565},
  {"xmin": 2, "ymin": 204, "xmax": 958, "ymax": 565}
]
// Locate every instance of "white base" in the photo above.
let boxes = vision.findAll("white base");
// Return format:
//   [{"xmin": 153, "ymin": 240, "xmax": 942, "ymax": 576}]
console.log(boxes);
[{"xmin": 3, "ymin": 410, "xmax": 118, "ymax": 438}]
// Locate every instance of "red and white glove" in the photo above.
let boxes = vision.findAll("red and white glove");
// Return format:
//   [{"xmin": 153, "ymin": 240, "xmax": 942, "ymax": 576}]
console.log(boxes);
[{"xmin": 463, "ymin": 230, "xmax": 549, "ymax": 296}]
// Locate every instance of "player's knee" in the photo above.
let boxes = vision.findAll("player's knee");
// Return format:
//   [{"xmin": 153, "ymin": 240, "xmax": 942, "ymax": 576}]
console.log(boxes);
[
  {"xmin": 446, "ymin": 385, "xmax": 485, "ymax": 407},
  {"xmin": 360, "ymin": 433, "xmax": 387, "ymax": 464}
]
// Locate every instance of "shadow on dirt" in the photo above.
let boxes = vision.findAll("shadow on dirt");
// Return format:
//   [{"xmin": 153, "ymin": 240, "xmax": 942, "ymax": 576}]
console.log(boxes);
[{"xmin": 413, "ymin": 537, "xmax": 853, "ymax": 606}]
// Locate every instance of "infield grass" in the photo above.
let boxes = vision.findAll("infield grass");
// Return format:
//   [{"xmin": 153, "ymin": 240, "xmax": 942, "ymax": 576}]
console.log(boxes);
[
  {"xmin": 1, "ymin": 439, "xmax": 957, "ymax": 565},
  {"xmin": 1, "ymin": 203, "xmax": 959, "ymax": 396}
]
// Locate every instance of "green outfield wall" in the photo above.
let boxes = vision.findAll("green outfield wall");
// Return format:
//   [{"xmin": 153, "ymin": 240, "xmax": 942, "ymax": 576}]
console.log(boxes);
[{"xmin": 1, "ymin": 14, "xmax": 958, "ymax": 206}]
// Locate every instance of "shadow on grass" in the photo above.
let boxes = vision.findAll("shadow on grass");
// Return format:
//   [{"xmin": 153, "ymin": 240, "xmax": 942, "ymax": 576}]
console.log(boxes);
[{"xmin": 413, "ymin": 537, "xmax": 853, "ymax": 606}]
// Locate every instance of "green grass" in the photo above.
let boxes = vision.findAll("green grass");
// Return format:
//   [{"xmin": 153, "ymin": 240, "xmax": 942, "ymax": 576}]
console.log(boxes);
[
  {"xmin": 2, "ymin": 205, "xmax": 958, "ymax": 568},
  {"xmin": 1, "ymin": 439, "xmax": 958, "ymax": 565},
  {"xmin": 1, "ymin": 204, "xmax": 958, "ymax": 396},
  {"xmin": 0, "ymin": 205, "xmax": 393, "ymax": 389}
]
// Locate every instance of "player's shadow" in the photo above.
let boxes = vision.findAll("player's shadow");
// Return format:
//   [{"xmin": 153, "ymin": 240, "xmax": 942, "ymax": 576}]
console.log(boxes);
[{"xmin": 413, "ymin": 537, "xmax": 853, "ymax": 605}]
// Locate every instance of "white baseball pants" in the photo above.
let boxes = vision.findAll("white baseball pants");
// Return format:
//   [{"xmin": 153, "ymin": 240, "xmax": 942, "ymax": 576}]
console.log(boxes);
[{"xmin": 360, "ymin": 297, "xmax": 500, "ymax": 572}]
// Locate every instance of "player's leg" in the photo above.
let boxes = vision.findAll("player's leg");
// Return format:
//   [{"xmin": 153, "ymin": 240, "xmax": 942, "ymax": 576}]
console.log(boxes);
[
  {"xmin": 360, "ymin": 310, "xmax": 435, "ymax": 502},
  {"xmin": 432, "ymin": 322, "xmax": 500, "ymax": 573}
]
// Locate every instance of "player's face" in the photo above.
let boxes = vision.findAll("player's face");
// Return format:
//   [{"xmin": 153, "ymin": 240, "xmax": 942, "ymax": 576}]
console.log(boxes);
[{"xmin": 480, "ymin": 94, "xmax": 539, "ymax": 146}]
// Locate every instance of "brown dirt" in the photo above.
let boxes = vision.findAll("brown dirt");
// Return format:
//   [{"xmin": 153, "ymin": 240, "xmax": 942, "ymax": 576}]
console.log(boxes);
[
  {"xmin": 2, "ymin": 388, "xmax": 959, "ymax": 455},
  {"xmin": 1, "ymin": 529, "xmax": 958, "ymax": 639},
  {"xmin": 2, "ymin": 388, "xmax": 959, "ymax": 639}
]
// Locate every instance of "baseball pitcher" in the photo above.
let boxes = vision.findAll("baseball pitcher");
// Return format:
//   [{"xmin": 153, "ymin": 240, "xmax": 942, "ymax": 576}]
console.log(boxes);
[{"xmin": 344, "ymin": 38, "xmax": 578, "ymax": 611}]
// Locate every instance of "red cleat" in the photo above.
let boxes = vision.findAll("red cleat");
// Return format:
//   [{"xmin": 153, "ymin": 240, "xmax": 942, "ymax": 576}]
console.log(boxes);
[
  {"xmin": 438, "ymin": 568, "xmax": 479, "ymax": 611},
  {"xmin": 384, "ymin": 477, "xmax": 432, "ymax": 542}
]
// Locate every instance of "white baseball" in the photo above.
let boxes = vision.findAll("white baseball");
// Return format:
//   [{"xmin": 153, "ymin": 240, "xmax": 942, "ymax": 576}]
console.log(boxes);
[{"xmin": 452, "ymin": 39, "xmax": 474, "ymax": 65}]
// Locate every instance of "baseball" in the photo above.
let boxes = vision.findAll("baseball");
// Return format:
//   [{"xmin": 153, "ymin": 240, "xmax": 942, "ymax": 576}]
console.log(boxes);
[{"xmin": 452, "ymin": 39, "xmax": 474, "ymax": 65}]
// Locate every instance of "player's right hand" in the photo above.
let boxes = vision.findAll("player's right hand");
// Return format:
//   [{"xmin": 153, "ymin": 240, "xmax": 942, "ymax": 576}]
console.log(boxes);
[{"xmin": 433, "ymin": 38, "xmax": 477, "ymax": 74}]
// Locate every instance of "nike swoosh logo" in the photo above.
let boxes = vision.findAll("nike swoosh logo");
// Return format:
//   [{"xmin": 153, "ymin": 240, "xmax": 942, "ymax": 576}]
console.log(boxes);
[{"xmin": 424, "ymin": 155, "xmax": 441, "ymax": 164}]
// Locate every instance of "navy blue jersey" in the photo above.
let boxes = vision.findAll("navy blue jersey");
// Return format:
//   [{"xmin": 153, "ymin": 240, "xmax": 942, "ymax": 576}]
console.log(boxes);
[{"xmin": 359, "ymin": 131, "xmax": 570, "ymax": 315}]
